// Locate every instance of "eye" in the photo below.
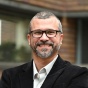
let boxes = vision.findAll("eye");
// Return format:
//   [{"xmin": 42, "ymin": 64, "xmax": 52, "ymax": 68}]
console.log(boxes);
[
  {"xmin": 33, "ymin": 31, "xmax": 42, "ymax": 35},
  {"xmin": 47, "ymin": 30, "xmax": 55, "ymax": 35}
]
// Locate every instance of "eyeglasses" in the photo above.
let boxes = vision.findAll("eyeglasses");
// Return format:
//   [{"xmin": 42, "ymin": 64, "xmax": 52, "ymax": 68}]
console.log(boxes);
[{"xmin": 29, "ymin": 29, "xmax": 62, "ymax": 38}]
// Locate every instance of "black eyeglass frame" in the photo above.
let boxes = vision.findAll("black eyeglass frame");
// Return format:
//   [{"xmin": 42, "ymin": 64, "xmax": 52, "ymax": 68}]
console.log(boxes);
[{"xmin": 29, "ymin": 30, "xmax": 62, "ymax": 38}]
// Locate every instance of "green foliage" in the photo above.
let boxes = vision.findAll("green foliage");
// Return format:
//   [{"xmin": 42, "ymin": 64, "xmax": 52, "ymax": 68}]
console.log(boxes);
[
  {"xmin": 0, "ymin": 42, "xmax": 31, "ymax": 62},
  {"xmin": 15, "ymin": 46, "xmax": 32, "ymax": 62},
  {"xmin": 0, "ymin": 42, "xmax": 16, "ymax": 62}
]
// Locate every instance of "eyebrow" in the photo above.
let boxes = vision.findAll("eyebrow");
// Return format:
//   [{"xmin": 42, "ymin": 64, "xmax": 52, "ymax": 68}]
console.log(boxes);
[{"xmin": 31, "ymin": 29, "xmax": 57, "ymax": 31}]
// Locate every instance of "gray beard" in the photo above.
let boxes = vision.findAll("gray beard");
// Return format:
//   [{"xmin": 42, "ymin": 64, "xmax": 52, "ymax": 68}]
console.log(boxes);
[
  {"xmin": 35, "ymin": 45, "xmax": 61, "ymax": 59},
  {"xmin": 36, "ymin": 48, "xmax": 53, "ymax": 58}
]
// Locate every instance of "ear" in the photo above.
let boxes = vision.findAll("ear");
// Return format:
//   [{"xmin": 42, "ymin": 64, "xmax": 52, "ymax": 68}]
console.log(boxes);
[
  {"xmin": 27, "ymin": 34, "xmax": 31, "ymax": 45},
  {"xmin": 60, "ymin": 34, "xmax": 63, "ymax": 45}
]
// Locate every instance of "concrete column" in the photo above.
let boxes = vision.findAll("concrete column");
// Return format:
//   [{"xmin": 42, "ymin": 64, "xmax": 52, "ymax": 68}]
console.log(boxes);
[
  {"xmin": 15, "ymin": 20, "xmax": 29, "ymax": 49},
  {"xmin": 76, "ymin": 19, "xmax": 82, "ymax": 64},
  {"xmin": 0, "ymin": 20, "xmax": 1, "ymax": 45},
  {"xmin": 61, "ymin": 17, "xmax": 76, "ymax": 63}
]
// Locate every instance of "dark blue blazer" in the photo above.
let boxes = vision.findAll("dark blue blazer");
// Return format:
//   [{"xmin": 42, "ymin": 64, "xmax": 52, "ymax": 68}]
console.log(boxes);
[{"xmin": 1, "ymin": 55, "xmax": 88, "ymax": 88}]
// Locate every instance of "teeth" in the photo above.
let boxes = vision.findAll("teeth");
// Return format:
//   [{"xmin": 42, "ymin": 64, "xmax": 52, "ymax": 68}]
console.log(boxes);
[
  {"xmin": 40, "ymin": 45, "xmax": 50, "ymax": 47},
  {"xmin": 37, "ymin": 44, "xmax": 52, "ymax": 47}
]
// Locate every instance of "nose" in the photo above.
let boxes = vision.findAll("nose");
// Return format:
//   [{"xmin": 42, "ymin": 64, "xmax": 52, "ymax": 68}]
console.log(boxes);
[{"xmin": 40, "ymin": 33, "xmax": 49, "ymax": 41}]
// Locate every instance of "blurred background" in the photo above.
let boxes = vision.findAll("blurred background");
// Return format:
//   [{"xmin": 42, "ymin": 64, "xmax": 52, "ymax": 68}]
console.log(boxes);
[{"xmin": 0, "ymin": 0, "xmax": 88, "ymax": 78}]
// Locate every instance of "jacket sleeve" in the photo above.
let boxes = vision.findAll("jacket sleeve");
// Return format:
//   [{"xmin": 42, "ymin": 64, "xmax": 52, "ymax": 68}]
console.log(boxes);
[
  {"xmin": 52, "ymin": 63, "xmax": 88, "ymax": 88},
  {"xmin": 1, "ymin": 70, "xmax": 11, "ymax": 88},
  {"xmin": 67, "ymin": 67, "xmax": 88, "ymax": 88}
]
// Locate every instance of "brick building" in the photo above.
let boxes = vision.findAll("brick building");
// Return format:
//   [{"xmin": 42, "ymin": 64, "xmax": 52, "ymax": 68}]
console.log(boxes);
[{"xmin": 0, "ymin": 0, "xmax": 88, "ymax": 70}]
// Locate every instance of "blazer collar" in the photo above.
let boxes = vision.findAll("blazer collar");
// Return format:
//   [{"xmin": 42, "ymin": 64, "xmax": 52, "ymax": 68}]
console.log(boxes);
[
  {"xmin": 19, "ymin": 55, "xmax": 68, "ymax": 88},
  {"xmin": 19, "ymin": 61, "xmax": 33, "ymax": 88},
  {"xmin": 48, "ymin": 55, "xmax": 67, "ymax": 75},
  {"xmin": 41, "ymin": 55, "xmax": 68, "ymax": 88}
]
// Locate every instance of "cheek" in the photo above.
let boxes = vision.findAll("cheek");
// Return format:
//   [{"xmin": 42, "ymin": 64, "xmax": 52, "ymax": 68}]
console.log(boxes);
[
  {"xmin": 30, "ymin": 38, "xmax": 38, "ymax": 46},
  {"xmin": 52, "ymin": 38, "xmax": 60, "ymax": 44},
  {"xmin": 56, "ymin": 35, "xmax": 63, "ymax": 44}
]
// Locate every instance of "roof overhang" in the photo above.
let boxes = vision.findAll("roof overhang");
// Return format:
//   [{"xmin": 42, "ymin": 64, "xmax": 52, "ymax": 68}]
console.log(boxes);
[{"xmin": 0, "ymin": 1, "xmax": 88, "ymax": 19}]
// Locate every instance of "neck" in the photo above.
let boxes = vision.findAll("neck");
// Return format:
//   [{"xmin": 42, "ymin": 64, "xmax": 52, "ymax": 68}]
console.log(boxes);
[{"xmin": 32, "ymin": 52, "xmax": 58, "ymax": 71}]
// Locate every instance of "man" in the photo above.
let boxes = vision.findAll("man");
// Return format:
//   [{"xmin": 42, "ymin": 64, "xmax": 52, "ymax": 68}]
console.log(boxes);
[{"xmin": 1, "ymin": 11, "xmax": 88, "ymax": 88}]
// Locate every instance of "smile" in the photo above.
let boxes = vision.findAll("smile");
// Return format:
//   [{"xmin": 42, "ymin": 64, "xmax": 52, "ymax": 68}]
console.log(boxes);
[{"xmin": 38, "ymin": 44, "xmax": 51, "ymax": 47}]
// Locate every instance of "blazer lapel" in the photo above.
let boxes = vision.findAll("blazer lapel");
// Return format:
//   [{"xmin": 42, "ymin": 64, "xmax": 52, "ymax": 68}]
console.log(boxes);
[
  {"xmin": 41, "ymin": 68, "xmax": 65, "ymax": 88},
  {"xmin": 18, "ymin": 55, "xmax": 67, "ymax": 88},
  {"xmin": 41, "ymin": 55, "xmax": 67, "ymax": 88},
  {"xmin": 19, "ymin": 61, "xmax": 33, "ymax": 88}
]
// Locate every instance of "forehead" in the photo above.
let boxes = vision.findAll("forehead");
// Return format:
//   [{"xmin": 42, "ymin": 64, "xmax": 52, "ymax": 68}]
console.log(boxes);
[{"xmin": 30, "ymin": 17, "xmax": 59, "ymax": 30}]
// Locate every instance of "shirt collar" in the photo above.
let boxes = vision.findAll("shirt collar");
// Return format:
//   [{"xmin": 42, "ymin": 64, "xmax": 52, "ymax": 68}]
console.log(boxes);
[
  {"xmin": 44, "ymin": 55, "xmax": 58, "ymax": 74},
  {"xmin": 33, "ymin": 61, "xmax": 38, "ymax": 78},
  {"xmin": 33, "ymin": 55, "xmax": 58, "ymax": 79}
]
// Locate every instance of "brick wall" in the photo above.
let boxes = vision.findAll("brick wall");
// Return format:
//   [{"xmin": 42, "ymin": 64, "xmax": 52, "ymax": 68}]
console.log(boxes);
[
  {"xmin": 59, "ymin": 17, "xmax": 77, "ymax": 63},
  {"xmin": 1, "ymin": 20, "xmax": 16, "ymax": 43}
]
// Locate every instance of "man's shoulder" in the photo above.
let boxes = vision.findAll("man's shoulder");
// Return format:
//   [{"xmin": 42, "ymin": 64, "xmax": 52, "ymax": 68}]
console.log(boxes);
[
  {"xmin": 65, "ymin": 62, "xmax": 88, "ymax": 75},
  {"xmin": 57, "ymin": 62, "xmax": 88, "ymax": 87},
  {"xmin": 64, "ymin": 62, "xmax": 88, "ymax": 80},
  {"xmin": 66, "ymin": 63, "xmax": 88, "ymax": 87},
  {"xmin": 2, "ymin": 61, "xmax": 32, "ymax": 76}
]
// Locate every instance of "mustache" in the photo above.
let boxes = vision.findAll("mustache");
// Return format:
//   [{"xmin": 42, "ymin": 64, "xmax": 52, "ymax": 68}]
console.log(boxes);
[{"xmin": 36, "ymin": 41, "xmax": 54, "ymax": 46}]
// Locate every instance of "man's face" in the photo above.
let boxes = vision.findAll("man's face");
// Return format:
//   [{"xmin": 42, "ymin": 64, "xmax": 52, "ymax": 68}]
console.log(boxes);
[{"xmin": 27, "ymin": 17, "xmax": 63, "ymax": 59}]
